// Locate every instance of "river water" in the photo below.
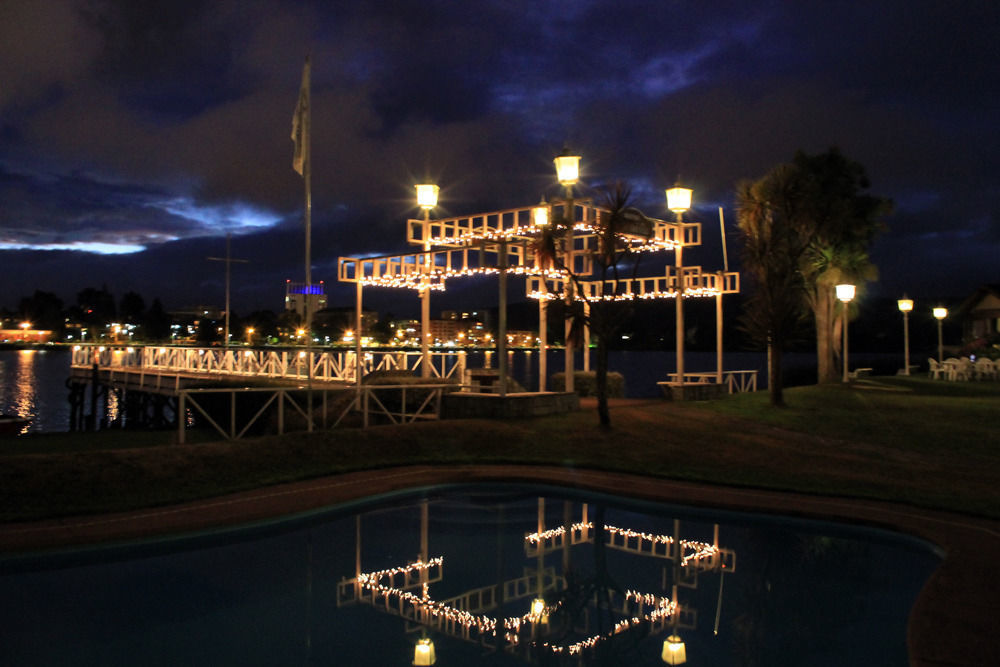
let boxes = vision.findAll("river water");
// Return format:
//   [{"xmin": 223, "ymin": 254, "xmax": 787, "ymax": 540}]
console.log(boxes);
[
  {"xmin": 2, "ymin": 346, "xmax": 903, "ymax": 434},
  {"xmin": 2, "ymin": 347, "xmax": 774, "ymax": 434}
]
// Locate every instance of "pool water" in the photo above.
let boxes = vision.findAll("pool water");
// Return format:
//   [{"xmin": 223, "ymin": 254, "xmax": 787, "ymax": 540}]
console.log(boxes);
[{"xmin": 0, "ymin": 485, "xmax": 938, "ymax": 666}]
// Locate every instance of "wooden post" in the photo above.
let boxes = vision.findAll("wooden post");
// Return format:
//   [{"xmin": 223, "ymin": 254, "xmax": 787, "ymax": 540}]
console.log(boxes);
[
  {"xmin": 538, "ymin": 299, "xmax": 547, "ymax": 392},
  {"xmin": 498, "ymin": 239, "xmax": 508, "ymax": 397}
]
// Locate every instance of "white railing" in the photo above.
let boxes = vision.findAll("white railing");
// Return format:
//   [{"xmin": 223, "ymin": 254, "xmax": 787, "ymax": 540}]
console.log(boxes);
[
  {"xmin": 174, "ymin": 383, "xmax": 450, "ymax": 443},
  {"xmin": 664, "ymin": 370, "xmax": 759, "ymax": 394},
  {"xmin": 70, "ymin": 345, "xmax": 466, "ymax": 383}
]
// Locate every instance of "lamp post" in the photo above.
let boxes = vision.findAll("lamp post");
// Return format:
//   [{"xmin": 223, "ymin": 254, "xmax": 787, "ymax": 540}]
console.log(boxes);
[
  {"xmin": 533, "ymin": 199, "xmax": 550, "ymax": 391},
  {"xmin": 554, "ymin": 149, "xmax": 580, "ymax": 394},
  {"xmin": 415, "ymin": 184, "xmax": 439, "ymax": 378},
  {"xmin": 836, "ymin": 284, "xmax": 856, "ymax": 383},
  {"xmin": 666, "ymin": 185, "xmax": 692, "ymax": 388},
  {"xmin": 897, "ymin": 297, "xmax": 913, "ymax": 375},
  {"xmin": 933, "ymin": 307, "xmax": 948, "ymax": 362}
]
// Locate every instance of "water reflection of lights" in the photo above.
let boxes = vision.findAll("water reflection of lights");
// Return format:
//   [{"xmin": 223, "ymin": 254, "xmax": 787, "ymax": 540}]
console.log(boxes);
[
  {"xmin": 13, "ymin": 350, "xmax": 37, "ymax": 433},
  {"xmin": 353, "ymin": 556, "xmax": 678, "ymax": 658},
  {"xmin": 340, "ymin": 500, "xmax": 733, "ymax": 663},
  {"xmin": 526, "ymin": 522, "xmax": 722, "ymax": 567}
]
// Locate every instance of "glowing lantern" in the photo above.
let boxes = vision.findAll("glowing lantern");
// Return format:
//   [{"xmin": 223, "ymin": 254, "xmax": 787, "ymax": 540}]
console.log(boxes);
[
  {"xmin": 553, "ymin": 151, "xmax": 580, "ymax": 186},
  {"xmin": 933, "ymin": 307, "xmax": 947, "ymax": 320},
  {"xmin": 415, "ymin": 184, "xmax": 439, "ymax": 210},
  {"xmin": 897, "ymin": 298, "xmax": 913, "ymax": 313},
  {"xmin": 661, "ymin": 634, "xmax": 687, "ymax": 664},
  {"xmin": 835, "ymin": 283, "xmax": 856, "ymax": 303},
  {"xmin": 530, "ymin": 597, "xmax": 549, "ymax": 623},
  {"xmin": 413, "ymin": 638, "xmax": 436, "ymax": 665},
  {"xmin": 666, "ymin": 186, "xmax": 692, "ymax": 215},
  {"xmin": 532, "ymin": 201, "xmax": 550, "ymax": 227}
]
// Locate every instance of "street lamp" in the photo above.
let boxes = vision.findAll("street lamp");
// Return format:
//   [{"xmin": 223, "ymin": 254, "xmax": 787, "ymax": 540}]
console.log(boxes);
[
  {"xmin": 553, "ymin": 151, "xmax": 580, "ymax": 186},
  {"xmin": 836, "ymin": 284, "xmax": 856, "ymax": 383},
  {"xmin": 415, "ymin": 184, "xmax": 439, "ymax": 378},
  {"xmin": 933, "ymin": 307, "xmax": 948, "ymax": 362},
  {"xmin": 666, "ymin": 184, "xmax": 692, "ymax": 389},
  {"xmin": 415, "ymin": 184, "xmax": 439, "ymax": 211},
  {"xmin": 554, "ymin": 149, "xmax": 580, "ymax": 394},
  {"xmin": 897, "ymin": 297, "xmax": 913, "ymax": 375}
]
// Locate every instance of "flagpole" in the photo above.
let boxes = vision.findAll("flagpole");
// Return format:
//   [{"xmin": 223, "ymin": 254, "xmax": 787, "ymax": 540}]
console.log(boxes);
[
  {"xmin": 292, "ymin": 54, "xmax": 314, "ymax": 431},
  {"xmin": 303, "ymin": 56, "xmax": 312, "ymax": 335}
]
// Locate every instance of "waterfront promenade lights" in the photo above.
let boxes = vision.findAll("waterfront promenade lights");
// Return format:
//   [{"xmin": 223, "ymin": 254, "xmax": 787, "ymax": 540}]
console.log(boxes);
[
  {"xmin": 836, "ymin": 284, "xmax": 856, "ymax": 383},
  {"xmin": 554, "ymin": 150, "xmax": 580, "ymax": 393},
  {"xmin": 933, "ymin": 307, "xmax": 948, "ymax": 362},
  {"xmin": 897, "ymin": 297, "xmax": 913, "ymax": 375},
  {"xmin": 666, "ymin": 184, "xmax": 693, "ymax": 387},
  {"xmin": 415, "ymin": 184, "xmax": 439, "ymax": 378}
]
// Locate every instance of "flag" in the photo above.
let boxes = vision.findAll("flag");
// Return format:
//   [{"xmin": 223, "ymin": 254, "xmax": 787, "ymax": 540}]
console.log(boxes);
[{"xmin": 291, "ymin": 56, "xmax": 310, "ymax": 176}]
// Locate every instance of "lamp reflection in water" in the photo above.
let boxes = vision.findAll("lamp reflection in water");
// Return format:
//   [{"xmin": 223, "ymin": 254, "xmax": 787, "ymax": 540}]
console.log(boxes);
[
  {"xmin": 661, "ymin": 633, "xmax": 686, "ymax": 664},
  {"xmin": 412, "ymin": 637, "xmax": 436, "ymax": 665}
]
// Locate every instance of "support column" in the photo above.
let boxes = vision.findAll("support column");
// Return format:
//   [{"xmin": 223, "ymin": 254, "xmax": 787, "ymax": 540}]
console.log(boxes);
[
  {"xmin": 355, "ymin": 282, "xmax": 363, "ymax": 397},
  {"xmin": 538, "ymin": 299, "xmax": 548, "ymax": 392},
  {"xmin": 563, "ymin": 195, "xmax": 575, "ymax": 394},
  {"xmin": 421, "ymin": 287, "xmax": 431, "ymax": 378},
  {"xmin": 583, "ymin": 301, "xmax": 591, "ymax": 372},
  {"xmin": 498, "ymin": 240, "xmax": 508, "ymax": 397},
  {"xmin": 716, "ymin": 274, "xmax": 724, "ymax": 384},
  {"xmin": 675, "ymin": 242, "xmax": 685, "ymax": 384}
]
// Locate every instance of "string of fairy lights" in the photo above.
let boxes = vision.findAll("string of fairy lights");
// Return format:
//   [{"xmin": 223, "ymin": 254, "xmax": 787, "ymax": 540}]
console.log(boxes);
[
  {"xmin": 339, "ymin": 198, "xmax": 707, "ymax": 294},
  {"xmin": 525, "ymin": 521, "xmax": 721, "ymax": 566},
  {"xmin": 353, "ymin": 555, "xmax": 683, "ymax": 658},
  {"xmin": 346, "ymin": 516, "xmax": 732, "ymax": 661}
]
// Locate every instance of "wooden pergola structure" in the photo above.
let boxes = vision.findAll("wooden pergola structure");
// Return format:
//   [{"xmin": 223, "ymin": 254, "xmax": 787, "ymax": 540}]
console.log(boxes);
[{"xmin": 338, "ymin": 198, "xmax": 739, "ymax": 396}]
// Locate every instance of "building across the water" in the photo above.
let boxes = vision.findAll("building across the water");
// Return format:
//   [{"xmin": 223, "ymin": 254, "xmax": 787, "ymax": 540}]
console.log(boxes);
[
  {"xmin": 0, "ymin": 327, "xmax": 53, "ymax": 344},
  {"xmin": 285, "ymin": 280, "xmax": 328, "ymax": 318}
]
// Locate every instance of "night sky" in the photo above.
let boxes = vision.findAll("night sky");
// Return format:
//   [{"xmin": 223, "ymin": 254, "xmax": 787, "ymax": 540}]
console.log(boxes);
[{"xmin": 2, "ymin": 1, "xmax": 997, "ymax": 317}]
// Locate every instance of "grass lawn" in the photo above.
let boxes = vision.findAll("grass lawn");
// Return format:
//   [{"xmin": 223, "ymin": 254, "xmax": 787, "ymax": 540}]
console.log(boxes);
[{"xmin": 2, "ymin": 376, "xmax": 998, "ymax": 523}]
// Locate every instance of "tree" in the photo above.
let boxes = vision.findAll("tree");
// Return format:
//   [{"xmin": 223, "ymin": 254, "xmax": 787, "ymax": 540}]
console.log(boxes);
[
  {"xmin": 119, "ymin": 291, "xmax": 146, "ymax": 324},
  {"xmin": 18, "ymin": 290, "xmax": 65, "ymax": 333},
  {"xmin": 736, "ymin": 164, "xmax": 814, "ymax": 407},
  {"xmin": 534, "ymin": 181, "xmax": 649, "ymax": 426},
  {"xmin": 793, "ymin": 149, "xmax": 891, "ymax": 383},
  {"xmin": 141, "ymin": 298, "xmax": 172, "ymax": 341}
]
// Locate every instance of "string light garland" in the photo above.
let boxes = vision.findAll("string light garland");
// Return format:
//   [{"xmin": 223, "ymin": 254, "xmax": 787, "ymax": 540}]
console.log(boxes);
[
  {"xmin": 525, "ymin": 521, "xmax": 721, "ymax": 566},
  {"xmin": 351, "ymin": 555, "xmax": 691, "ymax": 659}
]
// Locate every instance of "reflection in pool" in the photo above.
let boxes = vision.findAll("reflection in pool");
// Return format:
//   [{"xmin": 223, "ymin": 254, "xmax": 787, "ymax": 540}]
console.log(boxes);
[{"xmin": 0, "ymin": 486, "xmax": 938, "ymax": 666}]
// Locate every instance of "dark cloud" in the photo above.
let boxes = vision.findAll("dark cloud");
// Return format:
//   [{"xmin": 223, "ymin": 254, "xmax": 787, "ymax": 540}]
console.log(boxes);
[{"xmin": 1, "ymin": 0, "xmax": 997, "ymax": 315}]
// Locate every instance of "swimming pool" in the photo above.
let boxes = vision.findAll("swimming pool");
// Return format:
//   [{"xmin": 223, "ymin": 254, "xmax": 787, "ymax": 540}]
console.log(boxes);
[{"xmin": 0, "ymin": 485, "xmax": 938, "ymax": 666}]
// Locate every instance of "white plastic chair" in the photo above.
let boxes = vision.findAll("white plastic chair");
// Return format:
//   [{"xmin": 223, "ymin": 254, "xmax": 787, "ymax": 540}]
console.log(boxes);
[
  {"xmin": 974, "ymin": 357, "xmax": 997, "ymax": 381},
  {"xmin": 947, "ymin": 357, "xmax": 972, "ymax": 381},
  {"xmin": 928, "ymin": 358, "xmax": 945, "ymax": 380}
]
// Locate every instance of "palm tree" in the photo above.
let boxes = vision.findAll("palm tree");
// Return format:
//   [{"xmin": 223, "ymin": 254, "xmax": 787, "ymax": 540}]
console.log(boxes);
[
  {"xmin": 533, "ymin": 181, "xmax": 648, "ymax": 426},
  {"xmin": 736, "ymin": 165, "xmax": 814, "ymax": 407},
  {"xmin": 792, "ymin": 149, "xmax": 891, "ymax": 383}
]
